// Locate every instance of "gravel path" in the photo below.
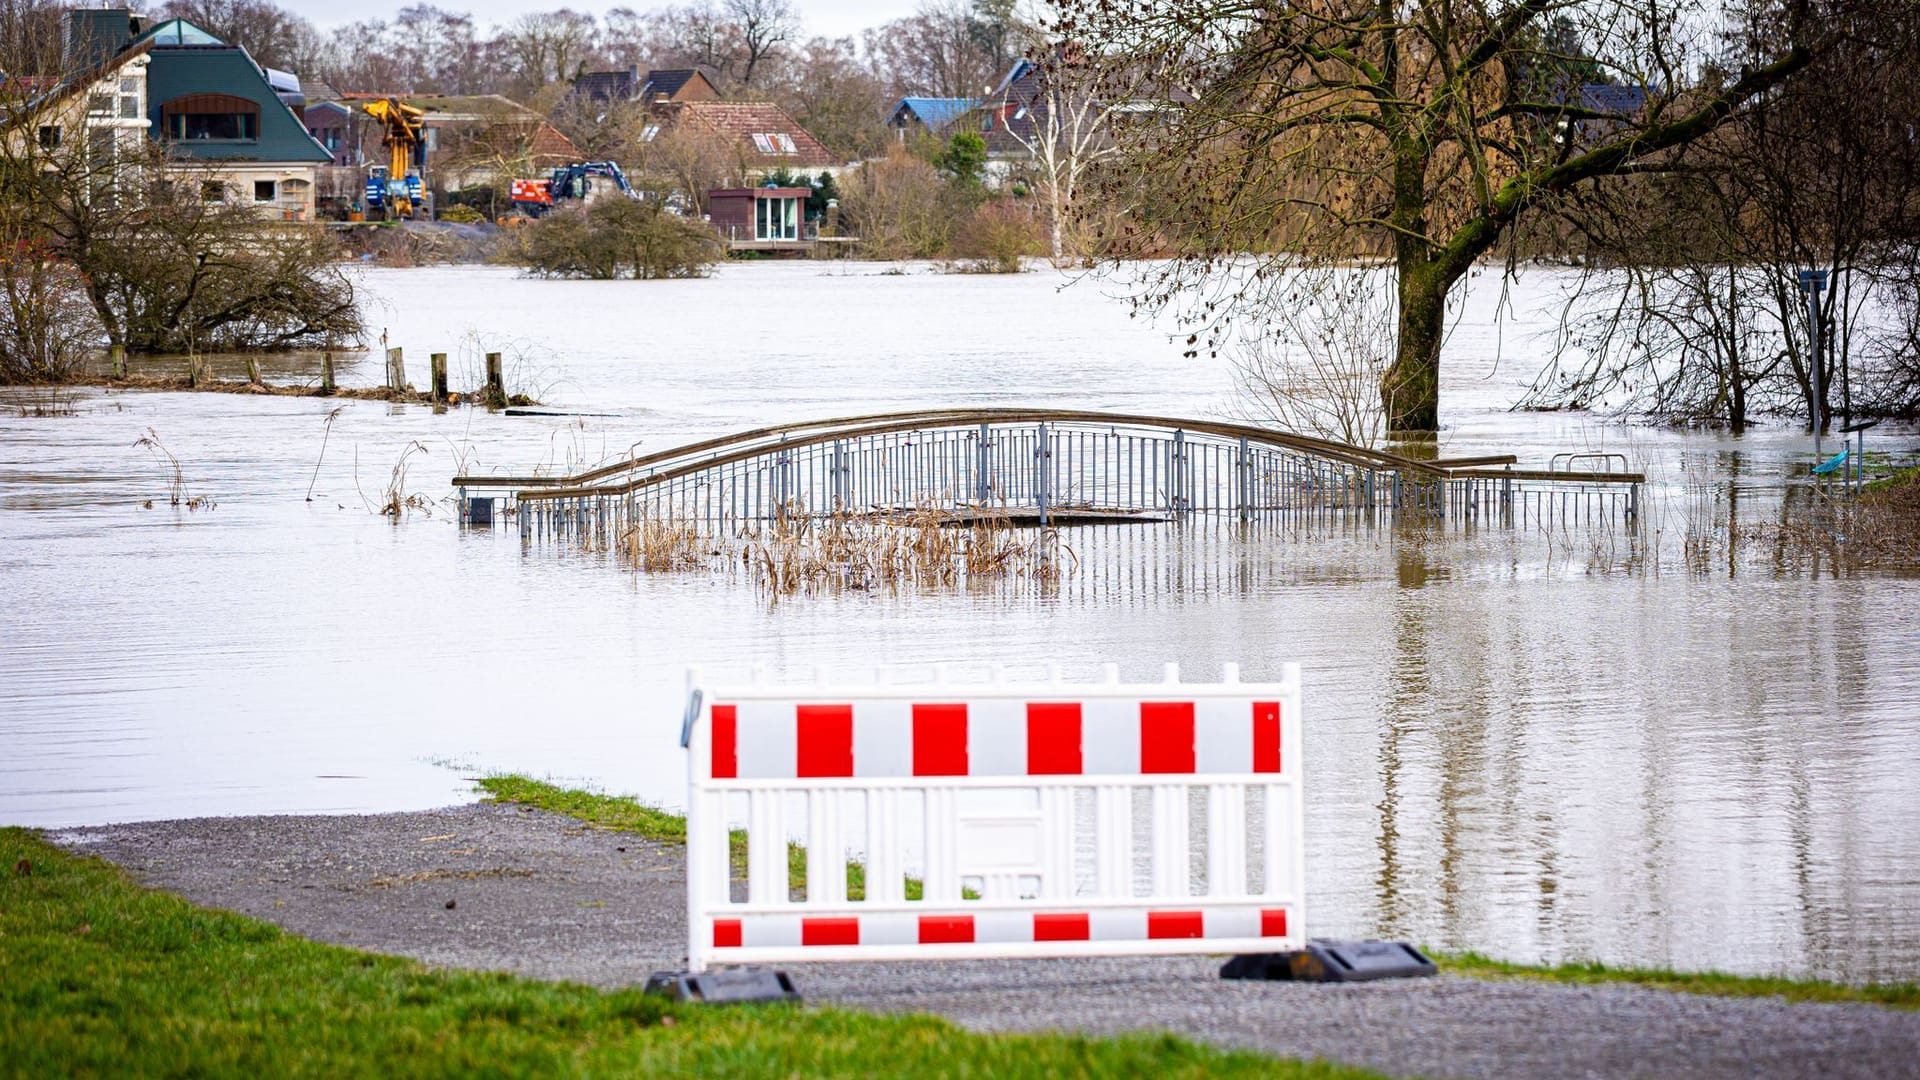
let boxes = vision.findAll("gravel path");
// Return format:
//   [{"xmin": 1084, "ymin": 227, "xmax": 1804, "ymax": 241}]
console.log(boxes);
[{"xmin": 55, "ymin": 805, "xmax": 1920, "ymax": 1080}]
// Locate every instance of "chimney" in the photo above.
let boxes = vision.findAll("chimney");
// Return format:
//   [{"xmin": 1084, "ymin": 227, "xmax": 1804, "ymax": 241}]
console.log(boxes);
[{"xmin": 65, "ymin": 9, "xmax": 136, "ymax": 69}]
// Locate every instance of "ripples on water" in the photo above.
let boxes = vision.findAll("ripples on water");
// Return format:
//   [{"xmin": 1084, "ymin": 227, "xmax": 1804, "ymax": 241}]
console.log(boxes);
[{"xmin": 2, "ymin": 263, "xmax": 1916, "ymax": 984}]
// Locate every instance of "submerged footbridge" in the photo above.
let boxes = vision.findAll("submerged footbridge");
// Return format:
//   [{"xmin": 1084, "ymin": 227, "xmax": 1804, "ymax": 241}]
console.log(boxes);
[{"xmin": 453, "ymin": 409, "xmax": 1644, "ymax": 541}]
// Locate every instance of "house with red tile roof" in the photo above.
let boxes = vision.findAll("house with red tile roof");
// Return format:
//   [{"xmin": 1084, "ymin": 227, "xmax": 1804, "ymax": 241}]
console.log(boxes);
[{"xmin": 662, "ymin": 100, "xmax": 840, "ymax": 174}]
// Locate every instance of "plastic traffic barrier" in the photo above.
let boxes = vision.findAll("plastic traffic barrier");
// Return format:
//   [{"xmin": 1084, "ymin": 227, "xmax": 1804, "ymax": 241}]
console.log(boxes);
[{"xmin": 673, "ymin": 663, "xmax": 1304, "ymax": 974}]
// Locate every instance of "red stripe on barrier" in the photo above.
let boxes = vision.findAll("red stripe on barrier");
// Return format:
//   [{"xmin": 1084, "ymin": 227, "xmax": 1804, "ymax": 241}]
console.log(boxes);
[
  {"xmin": 801, "ymin": 917, "xmax": 860, "ymax": 946},
  {"xmin": 912, "ymin": 703, "xmax": 969, "ymax": 776},
  {"xmin": 711, "ymin": 704, "xmax": 738, "ymax": 779},
  {"xmin": 918, "ymin": 915, "xmax": 975, "ymax": 944},
  {"xmin": 1147, "ymin": 910, "xmax": 1205, "ymax": 939},
  {"xmin": 1252, "ymin": 701, "xmax": 1281, "ymax": 774},
  {"xmin": 1033, "ymin": 912, "xmax": 1091, "ymax": 941},
  {"xmin": 796, "ymin": 704, "xmax": 854, "ymax": 778},
  {"xmin": 1139, "ymin": 702, "xmax": 1196, "ymax": 773},
  {"xmin": 1026, "ymin": 702, "xmax": 1083, "ymax": 775},
  {"xmin": 713, "ymin": 918, "xmax": 742, "ymax": 948},
  {"xmin": 1260, "ymin": 909, "xmax": 1288, "ymax": 938}
]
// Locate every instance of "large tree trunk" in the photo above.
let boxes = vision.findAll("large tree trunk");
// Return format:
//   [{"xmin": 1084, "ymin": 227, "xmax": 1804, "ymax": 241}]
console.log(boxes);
[{"xmin": 1383, "ymin": 264, "xmax": 1445, "ymax": 435}]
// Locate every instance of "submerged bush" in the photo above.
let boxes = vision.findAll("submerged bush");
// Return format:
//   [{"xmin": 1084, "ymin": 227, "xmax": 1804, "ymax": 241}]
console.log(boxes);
[
  {"xmin": 950, "ymin": 200, "xmax": 1044, "ymax": 274},
  {"xmin": 0, "ymin": 239, "xmax": 100, "ymax": 383},
  {"xmin": 515, "ymin": 199, "xmax": 721, "ymax": 280}
]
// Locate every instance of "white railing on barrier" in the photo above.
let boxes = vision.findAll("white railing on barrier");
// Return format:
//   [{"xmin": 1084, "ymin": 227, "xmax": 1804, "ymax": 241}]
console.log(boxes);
[{"xmin": 681, "ymin": 663, "xmax": 1304, "ymax": 971}]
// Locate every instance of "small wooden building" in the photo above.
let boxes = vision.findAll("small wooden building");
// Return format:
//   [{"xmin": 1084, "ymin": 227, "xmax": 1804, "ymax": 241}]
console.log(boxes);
[{"xmin": 708, "ymin": 187, "xmax": 813, "ymax": 251}]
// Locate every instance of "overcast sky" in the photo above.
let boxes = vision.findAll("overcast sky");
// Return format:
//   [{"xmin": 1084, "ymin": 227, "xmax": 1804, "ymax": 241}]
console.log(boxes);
[{"xmin": 295, "ymin": 0, "xmax": 914, "ymax": 42}]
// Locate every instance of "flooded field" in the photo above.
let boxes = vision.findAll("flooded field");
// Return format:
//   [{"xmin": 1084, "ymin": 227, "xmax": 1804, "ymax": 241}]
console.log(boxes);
[{"xmin": 3, "ymin": 262, "xmax": 1917, "ymax": 985}]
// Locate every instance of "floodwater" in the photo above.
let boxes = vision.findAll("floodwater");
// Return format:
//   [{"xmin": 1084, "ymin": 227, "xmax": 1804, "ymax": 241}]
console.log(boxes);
[{"xmin": 3, "ymin": 262, "xmax": 1917, "ymax": 985}]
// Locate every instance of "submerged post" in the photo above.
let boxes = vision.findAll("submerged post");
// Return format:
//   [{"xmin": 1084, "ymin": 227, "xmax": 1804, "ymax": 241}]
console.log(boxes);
[
  {"xmin": 430, "ymin": 352, "xmax": 448, "ymax": 403},
  {"xmin": 386, "ymin": 347, "xmax": 405, "ymax": 393},
  {"xmin": 484, "ymin": 352, "xmax": 506, "ymax": 409},
  {"xmin": 320, "ymin": 351, "xmax": 335, "ymax": 395},
  {"xmin": 1798, "ymin": 269, "xmax": 1828, "ymax": 454},
  {"xmin": 245, "ymin": 355, "xmax": 262, "ymax": 385},
  {"xmin": 109, "ymin": 344, "xmax": 126, "ymax": 380}
]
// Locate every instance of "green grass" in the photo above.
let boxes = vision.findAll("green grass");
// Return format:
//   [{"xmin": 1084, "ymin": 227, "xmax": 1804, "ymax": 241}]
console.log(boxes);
[
  {"xmin": 1864, "ymin": 462, "xmax": 1920, "ymax": 493},
  {"xmin": 481, "ymin": 776, "xmax": 1920, "ymax": 1012},
  {"xmin": 478, "ymin": 774, "xmax": 933, "ymax": 901},
  {"xmin": 0, "ymin": 827, "xmax": 1380, "ymax": 1079},
  {"xmin": 1425, "ymin": 951, "xmax": 1917, "ymax": 1009}
]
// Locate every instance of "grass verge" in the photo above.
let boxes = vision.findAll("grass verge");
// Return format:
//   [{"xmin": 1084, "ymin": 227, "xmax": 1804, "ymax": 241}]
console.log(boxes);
[
  {"xmin": 1, "ymin": 827, "xmax": 1378, "ymax": 1079},
  {"xmin": 481, "ymin": 775, "xmax": 1920, "ymax": 1012},
  {"xmin": 1431, "ymin": 950, "xmax": 1918, "ymax": 1009}
]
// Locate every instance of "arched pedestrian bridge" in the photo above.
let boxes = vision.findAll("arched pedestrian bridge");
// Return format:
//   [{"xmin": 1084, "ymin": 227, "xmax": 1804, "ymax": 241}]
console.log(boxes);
[{"xmin": 453, "ymin": 409, "xmax": 1643, "ymax": 541}]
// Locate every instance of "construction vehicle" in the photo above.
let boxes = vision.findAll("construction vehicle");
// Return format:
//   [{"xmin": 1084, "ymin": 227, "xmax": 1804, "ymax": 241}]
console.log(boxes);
[
  {"xmin": 362, "ymin": 97, "xmax": 427, "ymax": 219},
  {"xmin": 510, "ymin": 161, "xmax": 640, "ymax": 217}
]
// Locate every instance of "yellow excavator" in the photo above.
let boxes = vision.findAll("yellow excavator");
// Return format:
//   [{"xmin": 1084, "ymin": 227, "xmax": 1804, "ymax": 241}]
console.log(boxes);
[{"xmin": 361, "ymin": 97, "xmax": 426, "ymax": 219}]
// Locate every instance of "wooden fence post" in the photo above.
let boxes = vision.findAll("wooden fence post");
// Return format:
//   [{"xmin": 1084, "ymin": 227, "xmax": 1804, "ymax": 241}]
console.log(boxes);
[
  {"xmin": 320, "ymin": 352, "xmax": 335, "ymax": 395},
  {"xmin": 430, "ymin": 352, "xmax": 448, "ymax": 403},
  {"xmin": 245, "ymin": 355, "xmax": 262, "ymax": 385},
  {"xmin": 386, "ymin": 347, "xmax": 405, "ymax": 392},
  {"xmin": 484, "ymin": 352, "xmax": 506, "ymax": 409},
  {"xmin": 109, "ymin": 344, "xmax": 126, "ymax": 380}
]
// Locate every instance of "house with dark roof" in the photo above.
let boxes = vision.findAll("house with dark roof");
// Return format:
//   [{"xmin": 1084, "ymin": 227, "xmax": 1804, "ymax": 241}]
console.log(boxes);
[
  {"xmin": 17, "ymin": 9, "xmax": 330, "ymax": 218},
  {"xmin": 567, "ymin": 66, "xmax": 719, "ymax": 112}
]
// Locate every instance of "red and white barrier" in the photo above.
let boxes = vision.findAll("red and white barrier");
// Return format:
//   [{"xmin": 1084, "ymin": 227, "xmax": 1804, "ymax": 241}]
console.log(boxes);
[{"xmin": 681, "ymin": 663, "xmax": 1303, "ymax": 970}]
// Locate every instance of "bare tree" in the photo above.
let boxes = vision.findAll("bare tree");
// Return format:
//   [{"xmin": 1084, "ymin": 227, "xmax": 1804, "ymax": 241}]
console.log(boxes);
[
  {"xmin": 726, "ymin": 0, "xmax": 796, "ymax": 88},
  {"xmin": 999, "ymin": 50, "xmax": 1127, "ymax": 263},
  {"xmin": 1528, "ymin": 5, "xmax": 1920, "ymax": 428},
  {"xmin": 1060, "ymin": 0, "xmax": 1851, "ymax": 435}
]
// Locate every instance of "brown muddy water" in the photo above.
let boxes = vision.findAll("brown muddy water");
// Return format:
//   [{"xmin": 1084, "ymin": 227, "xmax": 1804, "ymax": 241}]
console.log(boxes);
[{"xmin": 3, "ymin": 262, "xmax": 1917, "ymax": 985}]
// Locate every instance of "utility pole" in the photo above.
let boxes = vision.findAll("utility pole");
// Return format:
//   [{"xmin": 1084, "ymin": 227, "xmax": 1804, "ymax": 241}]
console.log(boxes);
[{"xmin": 1797, "ymin": 269, "xmax": 1829, "ymax": 455}]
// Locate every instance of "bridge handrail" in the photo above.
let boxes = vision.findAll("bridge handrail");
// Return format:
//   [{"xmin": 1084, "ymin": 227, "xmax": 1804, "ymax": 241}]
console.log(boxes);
[{"xmin": 475, "ymin": 409, "xmax": 1463, "ymax": 503}]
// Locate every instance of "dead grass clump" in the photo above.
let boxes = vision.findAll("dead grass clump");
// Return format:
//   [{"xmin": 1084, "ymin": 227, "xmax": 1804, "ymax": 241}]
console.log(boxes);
[
  {"xmin": 133, "ymin": 428, "xmax": 214, "ymax": 511},
  {"xmin": 620, "ymin": 512, "xmax": 711, "ymax": 571},
  {"xmin": 1763, "ymin": 473, "xmax": 1920, "ymax": 570},
  {"xmin": 738, "ymin": 502, "xmax": 1075, "ymax": 597}
]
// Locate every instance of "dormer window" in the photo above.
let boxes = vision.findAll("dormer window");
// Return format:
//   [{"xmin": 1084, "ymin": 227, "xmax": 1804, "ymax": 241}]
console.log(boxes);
[
  {"xmin": 160, "ymin": 93, "xmax": 260, "ymax": 142},
  {"xmin": 749, "ymin": 132, "xmax": 796, "ymax": 154}
]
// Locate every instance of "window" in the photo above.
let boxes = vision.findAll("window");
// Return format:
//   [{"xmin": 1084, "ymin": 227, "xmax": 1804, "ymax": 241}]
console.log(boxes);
[
  {"xmin": 171, "ymin": 112, "xmax": 255, "ymax": 140},
  {"xmin": 253, "ymin": 180, "xmax": 277, "ymax": 202},
  {"xmin": 160, "ymin": 94, "xmax": 260, "ymax": 142},
  {"xmin": 119, "ymin": 77, "xmax": 140, "ymax": 119},
  {"xmin": 37, "ymin": 126, "xmax": 60, "ymax": 150},
  {"xmin": 641, "ymin": 124, "xmax": 660, "ymax": 143},
  {"xmin": 88, "ymin": 92, "xmax": 113, "ymax": 115},
  {"xmin": 754, "ymin": 195, "xmax": 798, "ymax": 240},
  {"xmin": 201, "ymin": 180, "xmax": 227, "ymax": 202},
  {"xmin": 749, "ymin": 132, "xmax": 797, "ymax": 155}
]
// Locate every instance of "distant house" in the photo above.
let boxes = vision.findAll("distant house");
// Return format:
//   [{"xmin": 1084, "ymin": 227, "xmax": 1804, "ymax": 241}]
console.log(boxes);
[
  {"xmin": 669, "ymin": 100, "xmax": 839, "ymax": 173},
  {"xmin": 16, "ymin": 9, "xmax": 330, "ymax": 219},
  {"xmin": 568, "ymin": 67, "xmax": 719, "ymax": 111},
  {"xmin": 888, "ymin": 96, "xmax": 979, "ymax": 141},
  {"xmin": 708, "ymin": 186, "xmax": 813, "ymax": 249},
  {"xmin": 1558, "ymin": 84, "xmax": 1650, "ymax": 143}
]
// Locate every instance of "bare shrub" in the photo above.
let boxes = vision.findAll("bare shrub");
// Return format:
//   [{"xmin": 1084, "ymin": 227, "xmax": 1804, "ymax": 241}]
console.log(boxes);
[
  {"xmin": 0, "ymin": 238, "xmax": 100, "ymax": 383},
  {"xmin": 841, "ymin": 147, "xmax": 954, "ymax": 260},
  {"xmin": 1230, "ymin": 266, "xmax": 1397, "ymax": 448},
  {"xmin": 950, "ymin": 200, "xmax": 1044, "ymax": 274},
  {"xmin": 513, "ymin": 199, "xmax": 722, "ymax": 280}
]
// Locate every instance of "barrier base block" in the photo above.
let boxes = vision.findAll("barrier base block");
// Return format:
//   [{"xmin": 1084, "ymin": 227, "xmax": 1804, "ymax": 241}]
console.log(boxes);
[
  {"xmin": 645, "ymin": 967, "xmax": 801, "ymax": 1005},
  {"xmin": 1220, "ymin": 939, "xmax": 1438, "ymax": 983}
]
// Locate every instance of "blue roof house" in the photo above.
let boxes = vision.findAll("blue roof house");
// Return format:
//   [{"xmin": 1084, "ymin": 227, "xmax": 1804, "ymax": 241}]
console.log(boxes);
[{"xmin": 889, "ymin": 97, "xmax": 981, "ymax": 141}]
